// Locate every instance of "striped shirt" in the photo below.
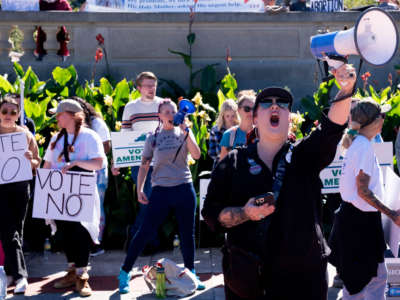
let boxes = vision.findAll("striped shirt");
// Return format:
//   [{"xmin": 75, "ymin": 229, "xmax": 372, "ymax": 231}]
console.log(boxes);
[{"xmin": 121, "ymin": 97, "xmax": 163, "ymax": 133}]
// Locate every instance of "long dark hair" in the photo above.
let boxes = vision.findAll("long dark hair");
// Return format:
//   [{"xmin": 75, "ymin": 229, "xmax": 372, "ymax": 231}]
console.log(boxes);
[{"xmin": 70, "ymin": 96, "xmax": 101, "ymax": 128}]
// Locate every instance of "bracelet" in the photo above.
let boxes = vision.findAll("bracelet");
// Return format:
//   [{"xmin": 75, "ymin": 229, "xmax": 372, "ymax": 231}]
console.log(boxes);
[{"xmin": 347, "ymin": 129, "xmax": 358, "ymax": 136}]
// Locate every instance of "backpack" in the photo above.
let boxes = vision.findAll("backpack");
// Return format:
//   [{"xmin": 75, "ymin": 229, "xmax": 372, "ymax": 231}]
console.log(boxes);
[{"xmin": 142, "ymin": 258, "xmax": 198, "ymax": 297}]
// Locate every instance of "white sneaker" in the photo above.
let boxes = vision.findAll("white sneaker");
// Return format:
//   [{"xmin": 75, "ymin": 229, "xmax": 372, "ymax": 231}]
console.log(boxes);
[
  {"xmin": 14, "ymin": 278, "xmax": 28, "ymax": 294},
  {"xmin": 6, "ymin": 276, "xmax": 13, "ymax": 287}
]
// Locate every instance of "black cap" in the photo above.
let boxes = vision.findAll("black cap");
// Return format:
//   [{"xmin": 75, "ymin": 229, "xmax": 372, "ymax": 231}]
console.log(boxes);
[{"xmin": 255, "ymin": 87, "xmax": 293, "ymax": 111}]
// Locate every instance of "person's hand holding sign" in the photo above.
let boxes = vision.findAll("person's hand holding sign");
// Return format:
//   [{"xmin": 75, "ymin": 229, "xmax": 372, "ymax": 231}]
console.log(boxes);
[
  {"xmin": 62, "ymin": 161, "xmax": 76, "ymax": 173},
  {"xmin": 24, "ymin": 150, "xmax": 33, "ymax": 161}
]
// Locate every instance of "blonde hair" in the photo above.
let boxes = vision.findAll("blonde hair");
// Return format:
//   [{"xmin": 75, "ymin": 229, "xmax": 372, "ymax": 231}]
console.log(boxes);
[
  {"xmin": 216, "ymin": 99, "xmax": 239, "ymax": 130},
  {"xmin": 341, "ymin": 98, "xmax": 381, "ymax": 149},
  {"xmin": 237, "ymin": 89, "xmax": 256, "ymax": 99}
]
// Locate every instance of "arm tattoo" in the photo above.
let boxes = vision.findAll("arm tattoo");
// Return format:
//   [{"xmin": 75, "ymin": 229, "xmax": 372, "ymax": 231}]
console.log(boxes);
[
  {"xmin": 357, "ymin": 170, "xmax": 397, "ymax": 220},
  {"xmin": 218, "ymin": 207, "xmax": 249, "ymax": 228}
]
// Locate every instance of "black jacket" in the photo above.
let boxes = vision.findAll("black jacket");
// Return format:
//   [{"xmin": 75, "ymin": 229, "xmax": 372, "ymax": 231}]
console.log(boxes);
[{"xmin": 202, "ymin": 114, "xmax": 346, "ymax": 278}]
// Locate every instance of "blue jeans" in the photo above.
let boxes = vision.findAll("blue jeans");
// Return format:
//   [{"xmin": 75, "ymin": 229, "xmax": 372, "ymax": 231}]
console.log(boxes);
[
  {"xmin": 96, "ymin": 167, "xmax": 108, "ymax": 242},
  {"xmin": 129, "ymin": 166, "xmax": 158, "ymax": 247},
  {"xmin": 122, "ymin": 183, "xmax": 196, "ymax": 272}
]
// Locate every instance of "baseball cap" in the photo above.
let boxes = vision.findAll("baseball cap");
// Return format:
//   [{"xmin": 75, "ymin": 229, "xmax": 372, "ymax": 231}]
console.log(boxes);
[
  {"xmin": 255, "ymin": 87, "xmax": 293, "ymax": 111},
  {"xmin": 49, "ymin": 99, "xmax": 83, "ymax": 114}
]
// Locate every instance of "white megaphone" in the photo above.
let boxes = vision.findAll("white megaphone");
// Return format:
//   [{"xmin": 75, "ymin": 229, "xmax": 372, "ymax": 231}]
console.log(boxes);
[{"xmin": 310, "ymin": 7, "xmax": 398, "ymax": 69}]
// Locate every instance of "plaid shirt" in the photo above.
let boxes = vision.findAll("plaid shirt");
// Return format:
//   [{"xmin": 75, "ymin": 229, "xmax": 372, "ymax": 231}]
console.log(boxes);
[{"xmin": 208, "ymin": 125, "xmax": 226, "ymax": 161}]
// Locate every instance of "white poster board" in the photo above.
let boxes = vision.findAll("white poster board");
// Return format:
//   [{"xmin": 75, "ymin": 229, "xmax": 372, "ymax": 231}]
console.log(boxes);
[
  {"xmin": 111, "ymin": 131, "xmax": 150, "ymax": 168},
  {"xmin": 382, "ymin": 167, "xmax": 400, "ymax": 257},
  {"xmin": 310, "ymin": 0, "xmax": 343, "ymax": 11},
  {"xmin": 2, "ymin": 0, "xmax": 39, "ymax": 11},
  {"xmin": 320, "ymin": 142, "xmax": 393, "ymax": 194},
  {"xmin": 32, "ymin": 169, "xmax": 97, "ymax": 222},
  {"xmin": 0, "ymin": 132, "xmax": 33, "ymax": 184},
  {"xmin": 86, "ymin": 0, "xmax": 264, "ymax": 12},
  {"xmin": 199, "ymin": 178, "xmax": 211, "ymax": 221}
]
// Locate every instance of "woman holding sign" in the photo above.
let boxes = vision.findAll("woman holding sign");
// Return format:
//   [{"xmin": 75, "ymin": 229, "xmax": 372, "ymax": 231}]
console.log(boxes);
[
  {"xmin": 0, "ymin": 94, "xmax": 40, "ymax": 294},
  {"xmin": 329, "ymin": 99, "xmax": 400, "ymax": 300},
  {"xmin": 118, "ymin": 99, "xmax": 202, "ymax": 294},
  {"xmin": 71, "ymin": 96, "xmax": 111, "ymax": 257},
  {"xmin": 42, "ymin": 99, "xmax": 105, "ymax": 297}
]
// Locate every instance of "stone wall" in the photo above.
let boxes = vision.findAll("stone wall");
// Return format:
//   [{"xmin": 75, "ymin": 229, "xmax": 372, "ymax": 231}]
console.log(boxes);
[{"xmin": 0, "ymin": 11, "xmax": 399, "ymax": 104}]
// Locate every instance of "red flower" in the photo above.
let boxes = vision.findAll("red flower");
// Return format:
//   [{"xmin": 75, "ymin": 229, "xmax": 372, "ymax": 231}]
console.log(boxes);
[
  {"xmin": 244, "ymin": 0, "xmax": 249, "ymax": 3},
  {"xmin": 194, "ymin": 0, "xmax": 198, "ymax": 3},
  {"xmin": 95, "ymin": 48, "xmax": 103, "ymax": 62},
  {"xmin": 226, "ymin": 47, "xmax": 232, "ymax": 63},
  {"xmin": 189, "ymin": 6, "xmax": 195, "ymax": 19},
  {"xmin": 96, "ymin": 34, "xmax": 104, "ymax": 45},
  {"xmin": 178, "ymin": 96, "xmax": 184, "ymax": 101},
  {"xmin": 313, "ymin": 120, "xmax": 319, "ymax": 127},
  {"xmin": 361, "ymin": 71, "xmax": 371, "ymax": 82},
  {"xmin": 388, "ymin": 73, "xmax": 393, "ymax": 86}
]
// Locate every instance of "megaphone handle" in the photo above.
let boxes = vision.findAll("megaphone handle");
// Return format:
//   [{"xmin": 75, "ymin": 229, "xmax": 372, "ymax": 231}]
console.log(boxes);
[{"xmin": 330, "ymin": 58, "xmax": 363, "ymax": 104}]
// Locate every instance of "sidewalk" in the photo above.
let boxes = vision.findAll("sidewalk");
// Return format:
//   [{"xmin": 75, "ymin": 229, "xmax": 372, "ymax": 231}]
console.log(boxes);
[{"xmin": 6, "ymin": 248, "xmax": 343, "ymax": 299}]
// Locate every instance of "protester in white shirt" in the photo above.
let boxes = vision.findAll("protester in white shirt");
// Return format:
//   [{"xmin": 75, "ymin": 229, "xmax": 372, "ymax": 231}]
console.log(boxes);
[
  {"xmin": 43, "ymin": 99, "xmax": 105, "ymax": 297},
  {"xmin": 71, "ymin": 97, "xmax": 111, "ymax": 257},
  {"xmin": 329, "ymin": 98, "xmax": 400, "ymax": 300},
  {"xmin": 112, "ymin": 71, "xmax": 162, "ymax": 253}
]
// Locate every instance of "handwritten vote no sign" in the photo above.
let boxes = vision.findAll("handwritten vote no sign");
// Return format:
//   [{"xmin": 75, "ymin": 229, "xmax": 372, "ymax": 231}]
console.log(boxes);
[
  {"xmin": 0, "ymin": 132, "xmax": 33, "ymax": 184},
  {"xmin": 33, "ymin": 169, "xmax": 97, "ymax": 222}
]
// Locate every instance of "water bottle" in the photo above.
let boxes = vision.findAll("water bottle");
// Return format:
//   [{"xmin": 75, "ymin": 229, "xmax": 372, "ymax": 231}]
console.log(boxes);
[
  {"xmin": 155, "ymin": 264, "xmax": 166, "ymax": 298},
  {"xmin": 173, "ymin": 234, "xmax": 180, "ymax": 258},
  {"xmin": 388, "ymin": 283, "xmax": 400, "ymax": 297},
  {"xmin": 0, "ymin": 266, "xmax": 6, "ymax": 300},
  {"xmin": 43, "ymin": 238, "xmax": 51, "ymax": 261}
]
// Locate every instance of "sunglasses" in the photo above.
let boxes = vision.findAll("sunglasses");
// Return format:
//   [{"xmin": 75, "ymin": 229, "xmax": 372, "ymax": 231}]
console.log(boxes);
[
  {"xmin": 259, "ymin": 98, "xmax": 291, "ymax": 110},
  {"xmin": 241, "ymin": 106, "xmax": 253, "ymax": 113},
  {"xmin": 1, "ymin": 109, "xmax": 18, "ymax": 116}
]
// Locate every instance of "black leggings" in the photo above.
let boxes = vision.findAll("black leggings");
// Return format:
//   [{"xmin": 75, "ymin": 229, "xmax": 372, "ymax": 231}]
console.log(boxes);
[
  {"xmin": 223, "ymin": 255, "xmax": 328, "ymax": 300},
  {"xmin": 0, "ymin": 181, "xmax": 29, "ymax": 280},
  {"xmin": 56, "ymin": 220, "xmax": 92, "ymax": 268}
]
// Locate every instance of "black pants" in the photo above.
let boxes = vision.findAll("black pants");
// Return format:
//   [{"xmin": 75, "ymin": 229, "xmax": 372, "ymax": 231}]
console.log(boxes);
[
  {"xmin": 55, "ymin": 220, "xmax": 92, "ymax": 268},
  {"xmin": 0, "ymin": 181, "xmax": 29, "ymax": 280},
  {"xmin": 223, "ymin": 257, "xmax": 328, "ymax": 300}
]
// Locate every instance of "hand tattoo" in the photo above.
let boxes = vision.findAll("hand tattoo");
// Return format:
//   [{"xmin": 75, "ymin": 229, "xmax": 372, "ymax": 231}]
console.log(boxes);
[{"xmin": 218, "ymin": 207, "xmax": 249, "ymax": 228}]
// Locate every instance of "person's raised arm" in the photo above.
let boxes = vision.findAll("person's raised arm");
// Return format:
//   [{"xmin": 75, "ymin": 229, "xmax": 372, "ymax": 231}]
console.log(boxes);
[
  {"xmin": 180, "ymin": 121, "xmax": 201, "ymax": 160},
  {"xmin": 328, "ymin": 64, "xmax": 357, "ymax": 126}
]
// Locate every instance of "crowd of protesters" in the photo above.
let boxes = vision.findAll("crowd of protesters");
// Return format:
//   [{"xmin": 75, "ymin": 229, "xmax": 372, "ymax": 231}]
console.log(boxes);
[{"xmin": 2, "ymin": 66, "xmax": 400, "ymax": 300}]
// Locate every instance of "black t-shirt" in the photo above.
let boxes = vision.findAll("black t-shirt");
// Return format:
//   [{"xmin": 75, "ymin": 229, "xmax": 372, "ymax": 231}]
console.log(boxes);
[{"xmin": 202, "ymin": 114, "xmax": 346, "ymax": 273}]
